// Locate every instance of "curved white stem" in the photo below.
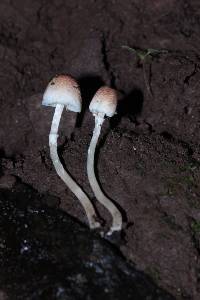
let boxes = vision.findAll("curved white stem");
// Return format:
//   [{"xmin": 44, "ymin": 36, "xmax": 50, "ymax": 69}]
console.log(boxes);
[
  {"xmin": 87, "ymin": 113, "xmax": 122, "ymax": 235},
  {"xmin": 49, "ymin": 104, "xmax": 100, "ymax": 229}
]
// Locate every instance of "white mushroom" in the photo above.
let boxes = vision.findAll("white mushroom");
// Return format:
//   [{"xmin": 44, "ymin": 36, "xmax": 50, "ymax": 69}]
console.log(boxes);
[
  {"xmin": 42, "ymin": 74, "xmax": 100, "ymax": 229},
  {"xmin": 87, "ymin": 86, "xmax": 122, "ymax": 235}
]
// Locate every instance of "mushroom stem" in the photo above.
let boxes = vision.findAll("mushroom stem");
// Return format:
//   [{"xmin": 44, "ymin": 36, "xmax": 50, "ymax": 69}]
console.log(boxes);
[
  {"xmin": 87, "ymin": 113, "xmax": 122, "ymax": 235},
  {"xmin": 49, "ymin": 104, "xmax": 100, "ymax": 229}
]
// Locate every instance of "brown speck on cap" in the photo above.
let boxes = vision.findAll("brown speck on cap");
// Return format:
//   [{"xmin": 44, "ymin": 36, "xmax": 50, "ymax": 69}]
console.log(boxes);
[
  {"xmin": 48, "ymin": 74, "xmax": 79, "ymax": 90},
  {"xmin": 94, "ymin": 86, "xmax": 117, "ymax": 102}
]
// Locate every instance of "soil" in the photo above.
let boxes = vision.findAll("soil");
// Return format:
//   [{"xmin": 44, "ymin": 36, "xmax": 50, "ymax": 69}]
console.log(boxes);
[
  {"xmin": 0, "ymin": 0, "xmax": 200, "ymax": 299},
  {"xmin": 0, "ymin": 182, "xmax": 174, "ymax": 300}
]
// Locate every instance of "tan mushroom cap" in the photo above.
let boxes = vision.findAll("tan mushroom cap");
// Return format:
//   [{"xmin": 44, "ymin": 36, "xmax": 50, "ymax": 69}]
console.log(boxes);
[
  {"xmin": 42, "ymin": 74, "xmax": 82, "ymax": 112},
  {"xmin": 89, "ymin": 86, "xmax": 117, "ymax": 117}
]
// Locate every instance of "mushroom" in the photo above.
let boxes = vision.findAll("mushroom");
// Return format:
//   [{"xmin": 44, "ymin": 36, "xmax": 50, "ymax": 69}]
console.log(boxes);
[
  {"xmin": 87, "ymin": 86, "xmax": 122, "ymax": 235},
  {"xmin": 42, "ymin": 74, "xmax": 100, "ymax": 229}
]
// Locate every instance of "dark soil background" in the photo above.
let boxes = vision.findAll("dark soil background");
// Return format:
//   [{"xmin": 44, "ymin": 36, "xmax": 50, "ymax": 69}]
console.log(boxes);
[{"xmin": 0, "ymin": 0, "xmax": 200, "ymax": 299}]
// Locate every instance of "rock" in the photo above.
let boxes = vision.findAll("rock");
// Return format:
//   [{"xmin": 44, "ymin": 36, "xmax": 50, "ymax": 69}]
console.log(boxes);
[{"xmin": 0, "ymin": 183, "xmax": 174, "ymax": 300}]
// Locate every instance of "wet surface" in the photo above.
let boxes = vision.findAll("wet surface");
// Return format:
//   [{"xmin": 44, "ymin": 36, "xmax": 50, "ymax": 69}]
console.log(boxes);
[{"xmin": 0, "ymin": 182, "xmax": 174, "ymax": 300}]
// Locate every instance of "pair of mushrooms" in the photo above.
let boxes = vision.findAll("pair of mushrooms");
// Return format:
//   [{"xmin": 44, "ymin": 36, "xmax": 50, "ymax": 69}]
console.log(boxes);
[{"xmin": 42, "ymin": 75, "xmax": 122, "ymax": 235}]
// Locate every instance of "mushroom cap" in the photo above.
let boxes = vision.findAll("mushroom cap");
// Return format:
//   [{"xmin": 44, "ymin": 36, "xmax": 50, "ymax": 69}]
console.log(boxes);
[
  {"xmin": 42, "ymin": 74, "xmax": 82, "ymax": 112},
  {"xmin": 89, "ymin": 86, "xmax": 117, "ymax": 117}
]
